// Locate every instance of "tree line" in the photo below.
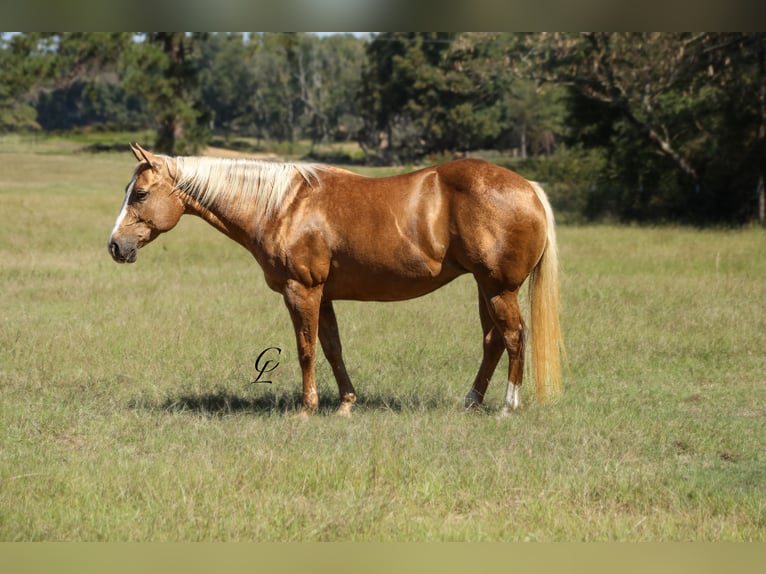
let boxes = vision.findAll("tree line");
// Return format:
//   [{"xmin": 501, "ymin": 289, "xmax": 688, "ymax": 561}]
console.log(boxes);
[{"xmin": 1, "ymin": 32, "xmax": 764, "ymax": 225}]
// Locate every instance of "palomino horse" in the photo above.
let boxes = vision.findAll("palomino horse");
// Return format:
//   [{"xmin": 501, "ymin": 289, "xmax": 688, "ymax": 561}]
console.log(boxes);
[{"xmin": 109, "ymin": 143, "xmax": 565, "ymax": 416}]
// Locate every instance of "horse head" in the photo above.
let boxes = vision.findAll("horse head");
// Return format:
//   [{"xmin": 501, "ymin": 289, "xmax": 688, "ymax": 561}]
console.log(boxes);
[{"xmin": 108, "ymin": 143, "xmax": 184, "ymax": 263}]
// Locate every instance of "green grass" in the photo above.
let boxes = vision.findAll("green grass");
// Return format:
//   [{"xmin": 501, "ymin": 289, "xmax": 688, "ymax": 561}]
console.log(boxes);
[{"xmin": 1, "ymin": 142, "xmax": 765, "ymax": 540}]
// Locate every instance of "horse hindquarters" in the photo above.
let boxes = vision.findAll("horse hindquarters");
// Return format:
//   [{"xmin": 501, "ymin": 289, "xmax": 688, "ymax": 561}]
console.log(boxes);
[{"xmin": 456, "ymin": 174, "xmax": 563, "ymax": 411}]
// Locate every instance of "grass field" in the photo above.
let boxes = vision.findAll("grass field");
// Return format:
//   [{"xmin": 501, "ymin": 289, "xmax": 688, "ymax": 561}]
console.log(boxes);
[{"xmin": 1, "ymin": 138, "xmax": 765, "ymax": 541}]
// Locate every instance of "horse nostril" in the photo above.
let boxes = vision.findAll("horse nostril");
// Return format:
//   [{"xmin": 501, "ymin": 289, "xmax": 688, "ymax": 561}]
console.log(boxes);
[
  {"xmin": 109, "ymin": 239, "xmax": 137, "ymax": 263},
  {"xmin": 109, "ymin": 240, "xmax": 123, "ymax": 261}
]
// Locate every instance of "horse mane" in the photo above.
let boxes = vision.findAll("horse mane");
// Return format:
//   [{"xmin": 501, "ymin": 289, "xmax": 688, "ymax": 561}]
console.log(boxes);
[{"xmin": 168, "ymin": 156, "xmax": 321, "ymax": 220}]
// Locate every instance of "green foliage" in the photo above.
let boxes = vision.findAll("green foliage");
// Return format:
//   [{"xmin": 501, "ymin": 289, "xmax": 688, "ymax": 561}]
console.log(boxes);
[
  {"xmin": 209, "ymin": 33, "xmax": 366, "ymax": 147},
  {"xmin": 2, "ymin": 32, "xmax": 765, "ymax": 223},
  {"xmin": 35, "ymin": 81, "xmax": 150, "ymax": 131},
  {"xmin": 0, "ymin": 99, "xmax": 38, "ymax": 132},
  {"xmin": 120, "ymin": 33, "xmax": 211, "ymax": 155},
  {"xmin": 198, "ymin": 33, "xmax": 256, "ymax": 136},
  {"xmin": 16, "ymin": 33, "xmax": 140, "ymax": 132},
  {"xmin": 546, "ymin": 32, "xmax": 766, "ymax": 224},
  {"xmin": 0, "ymin": 33, "xmax": 47, "ymax": 131},
  {"xmin": 358, "ymin": 33, "xmax": 510, "ymax": 162},
  {"xmin": 501, "ymin": 144, "xmax": 609, "ymax": 223}
]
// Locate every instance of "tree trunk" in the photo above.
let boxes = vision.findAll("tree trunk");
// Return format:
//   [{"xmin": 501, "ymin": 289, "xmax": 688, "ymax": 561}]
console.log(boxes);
[
  {"xmin": 520, "ymin": 123, "xmax": 527, "ymax": 160},
  {"xmin": 154, "ymin": 33, "xmax": 188, "ymax": 155}
]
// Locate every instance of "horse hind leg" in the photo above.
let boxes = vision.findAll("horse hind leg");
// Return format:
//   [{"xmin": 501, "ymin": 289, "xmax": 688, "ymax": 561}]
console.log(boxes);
[
  {"xmin": 478, "ymin": 286, "xmax": 527, "ymax": 416},
  {"xmin": 465, "ymin": 286, "xmax": 505, "ymax": 410},
  {"xmin": 501, "ymin": 316, "xmax": 526, "ymax": 416}
]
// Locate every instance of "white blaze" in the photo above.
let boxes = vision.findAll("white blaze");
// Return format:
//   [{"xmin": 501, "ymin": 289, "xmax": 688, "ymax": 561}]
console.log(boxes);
[{"xmin": 109, "ymin": 175, "xmax": 136, "ymax": 242}]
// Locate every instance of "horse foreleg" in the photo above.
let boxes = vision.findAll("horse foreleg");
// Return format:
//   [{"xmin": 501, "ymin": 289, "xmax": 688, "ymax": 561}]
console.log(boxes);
[
  {"xmin": 283, "ymin": 280, "xmax": 323, "ymax": 415},
  {"xmin": 318, "ymin": 301, "xmax": 357, "ymax": 416},
  {"xmin": 465, "ymin": 287, "xmax": 505, "ymax": 410}
]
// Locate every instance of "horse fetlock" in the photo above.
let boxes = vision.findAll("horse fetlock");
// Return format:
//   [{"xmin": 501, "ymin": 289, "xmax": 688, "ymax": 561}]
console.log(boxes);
[
  {"xmin": 336, "ymin": 402, "xmax": 354, "ymax": 417},
  {"xmin": 336, "ymin": 392, "xmax": 356, "ymax": 416},
  {"xmin": 297, "ymin": 387, "xmax": 318, "ymax": 414},
  {"xmin": 500, "ymin": 384, "xmax": 522, "ymax": 415}
]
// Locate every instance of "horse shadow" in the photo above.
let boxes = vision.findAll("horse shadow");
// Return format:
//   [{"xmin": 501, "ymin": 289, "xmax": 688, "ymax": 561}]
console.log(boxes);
[{"xmin": 129, "ymin": 386, "xmax": 456, "ymax": 417}]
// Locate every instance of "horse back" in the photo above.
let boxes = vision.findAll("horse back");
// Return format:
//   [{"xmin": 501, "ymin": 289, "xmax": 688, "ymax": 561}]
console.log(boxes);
[{"xmin": 263, "ymin": 159, "xmax": 547, "ymax": 299}]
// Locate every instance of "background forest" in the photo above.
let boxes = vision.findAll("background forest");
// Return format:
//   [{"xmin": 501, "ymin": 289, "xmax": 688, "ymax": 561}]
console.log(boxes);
[{"xmin": 1, "ymin": 32, "xmax": 765, "ymax": 225}]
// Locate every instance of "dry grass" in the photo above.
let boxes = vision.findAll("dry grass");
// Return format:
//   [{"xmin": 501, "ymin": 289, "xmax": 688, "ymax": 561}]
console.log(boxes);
[{"xmin": 1, "ymin": 141, "xmax": 765, "ymax": 540}]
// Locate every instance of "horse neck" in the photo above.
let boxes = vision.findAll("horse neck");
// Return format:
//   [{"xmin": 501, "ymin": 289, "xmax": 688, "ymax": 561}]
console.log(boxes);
[
  {"xmin": 184, "ymin": 194, "xmax": 255, "ymax": 247},
  {"xmin": 168, "ymin": 155, "xmax": 316, "ymax": 250},
  {"xmin": 169, "ymin": 159, "xmax": 260, "ymax": 248}
]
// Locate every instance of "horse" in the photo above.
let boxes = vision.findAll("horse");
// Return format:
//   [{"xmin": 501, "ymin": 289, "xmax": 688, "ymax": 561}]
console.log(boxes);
[{"xmin": 108, "ymin": 143, "xmax": 565, "ymax": 416}]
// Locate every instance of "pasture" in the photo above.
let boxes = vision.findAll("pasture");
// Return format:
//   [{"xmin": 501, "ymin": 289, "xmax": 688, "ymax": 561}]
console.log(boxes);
[{"xmin": 1, "ymin": 138, "xmax": 765, "ymax": 541}]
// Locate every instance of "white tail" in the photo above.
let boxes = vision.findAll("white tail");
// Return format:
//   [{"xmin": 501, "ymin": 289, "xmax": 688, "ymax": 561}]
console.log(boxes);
[{"xmin": 528, "ymin": 182, "xmax": 567, "ymax": 402}]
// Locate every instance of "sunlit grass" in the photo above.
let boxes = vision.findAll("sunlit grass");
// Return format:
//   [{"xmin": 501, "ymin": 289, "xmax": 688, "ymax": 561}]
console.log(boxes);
[{"xmin": 1, "ymin": 144, "xmax": 765, "ymax": 540}]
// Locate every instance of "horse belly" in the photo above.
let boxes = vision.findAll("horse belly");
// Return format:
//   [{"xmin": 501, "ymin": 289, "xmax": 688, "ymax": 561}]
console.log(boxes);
[
  {"xmin": 316, "ymin": 168, "xmax": 462, "ymax": 300},
  {"xmin": 323, "ymin": 252, "xmax": 464, "ymax": 301}
]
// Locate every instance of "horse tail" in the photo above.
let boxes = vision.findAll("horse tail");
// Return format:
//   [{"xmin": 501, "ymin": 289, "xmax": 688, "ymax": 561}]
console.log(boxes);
[{"xmin": 528, "ymin": 181, "xmax": 567, "ymax": 403}]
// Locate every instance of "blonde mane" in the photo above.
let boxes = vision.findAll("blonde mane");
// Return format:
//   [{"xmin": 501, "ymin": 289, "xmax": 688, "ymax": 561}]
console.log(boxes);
[{"xmin": 168, "ymin": 156, "xmax": 321, "ymax": 220}]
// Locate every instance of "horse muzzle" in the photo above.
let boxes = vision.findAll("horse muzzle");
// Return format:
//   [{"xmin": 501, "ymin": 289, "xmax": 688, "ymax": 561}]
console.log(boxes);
[{"xmin": 108, "ymin": 237, "xmax": 138, "ymax": 263}]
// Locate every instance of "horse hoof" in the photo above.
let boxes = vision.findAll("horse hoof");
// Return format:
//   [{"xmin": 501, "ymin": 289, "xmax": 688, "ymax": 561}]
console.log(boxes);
[
  {"xmin": 295, "ymin": 408, "xmax": 313, "ymax": 419},
  {"xmin": 463, "ymin": 402, "xmax": 484, "ymax": 414},
  {"xmin": 336, "ymin": 403, "xmax": 354, "ymax": 417},
  {"xmin": 464, "ymin": 390, "xmax": 483, "ymax": 410}
]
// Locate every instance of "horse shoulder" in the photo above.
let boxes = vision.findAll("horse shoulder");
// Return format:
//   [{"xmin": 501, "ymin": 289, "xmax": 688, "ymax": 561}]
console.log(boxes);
[{"xmin": 265, "ymin": 188, "xmax": 335, "ymax": 288}]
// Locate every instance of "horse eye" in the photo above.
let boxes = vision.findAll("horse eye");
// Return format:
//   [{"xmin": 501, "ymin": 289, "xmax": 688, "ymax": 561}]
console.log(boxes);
[{"xmin": 133, "ymin": 190, "xmax": 149, "ymax": 202}]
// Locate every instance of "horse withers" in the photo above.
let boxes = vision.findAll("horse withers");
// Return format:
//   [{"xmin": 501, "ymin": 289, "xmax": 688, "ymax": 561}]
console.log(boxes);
[{"xmin": 108, "ymin": 143, "xmax": 565, "ymax": 416}]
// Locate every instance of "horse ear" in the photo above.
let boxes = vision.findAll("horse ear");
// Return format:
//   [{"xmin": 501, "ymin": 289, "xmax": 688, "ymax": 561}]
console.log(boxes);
[
  {"xmin": 129, "ymin": 142, "xmax": 158, "ymax": 170},
  {"xmin": 129, "ymin": 142, "xmax": 143, "ymax": 161}
]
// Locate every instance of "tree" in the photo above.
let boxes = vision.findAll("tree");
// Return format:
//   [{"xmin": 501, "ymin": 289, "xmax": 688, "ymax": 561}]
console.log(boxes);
[
  {"xmin": 122, "ymin": 33, "xmax": 210, "ymax": 155},
  {"xmin": 536, "ymin": 32, "xmax": 766, "ymax": 223},
  {"xmin": 0, "ymin": 32, "xmax": 137, "ymax": 133},
  {"xmin": 248, "ymin": 33, "xmax": 301, "ymax": 144},
  {"xmin": 0, "ymin": 33, "xmax": 53, "ymax": 131},
  {"xmin": 356, "ymin": 32, "xmax": 410, "ymax": 161},
  {"xmin": 360, "ymin": 32, "xmax": 501, "ymax": 162},
  {"xmin": 295, "ymin": 33, "xmax": 366, "ymax": 145},
  {"xmin": 199, "ymin": 33, "xmax": 256, "ymax": 137},
  {"xmin": 30, "ymin": 33, "xmax": 146, "ymax": 132},
  {"xmin": 357, "ymin": 33, "xmax": 567, "ymax": 163}
]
